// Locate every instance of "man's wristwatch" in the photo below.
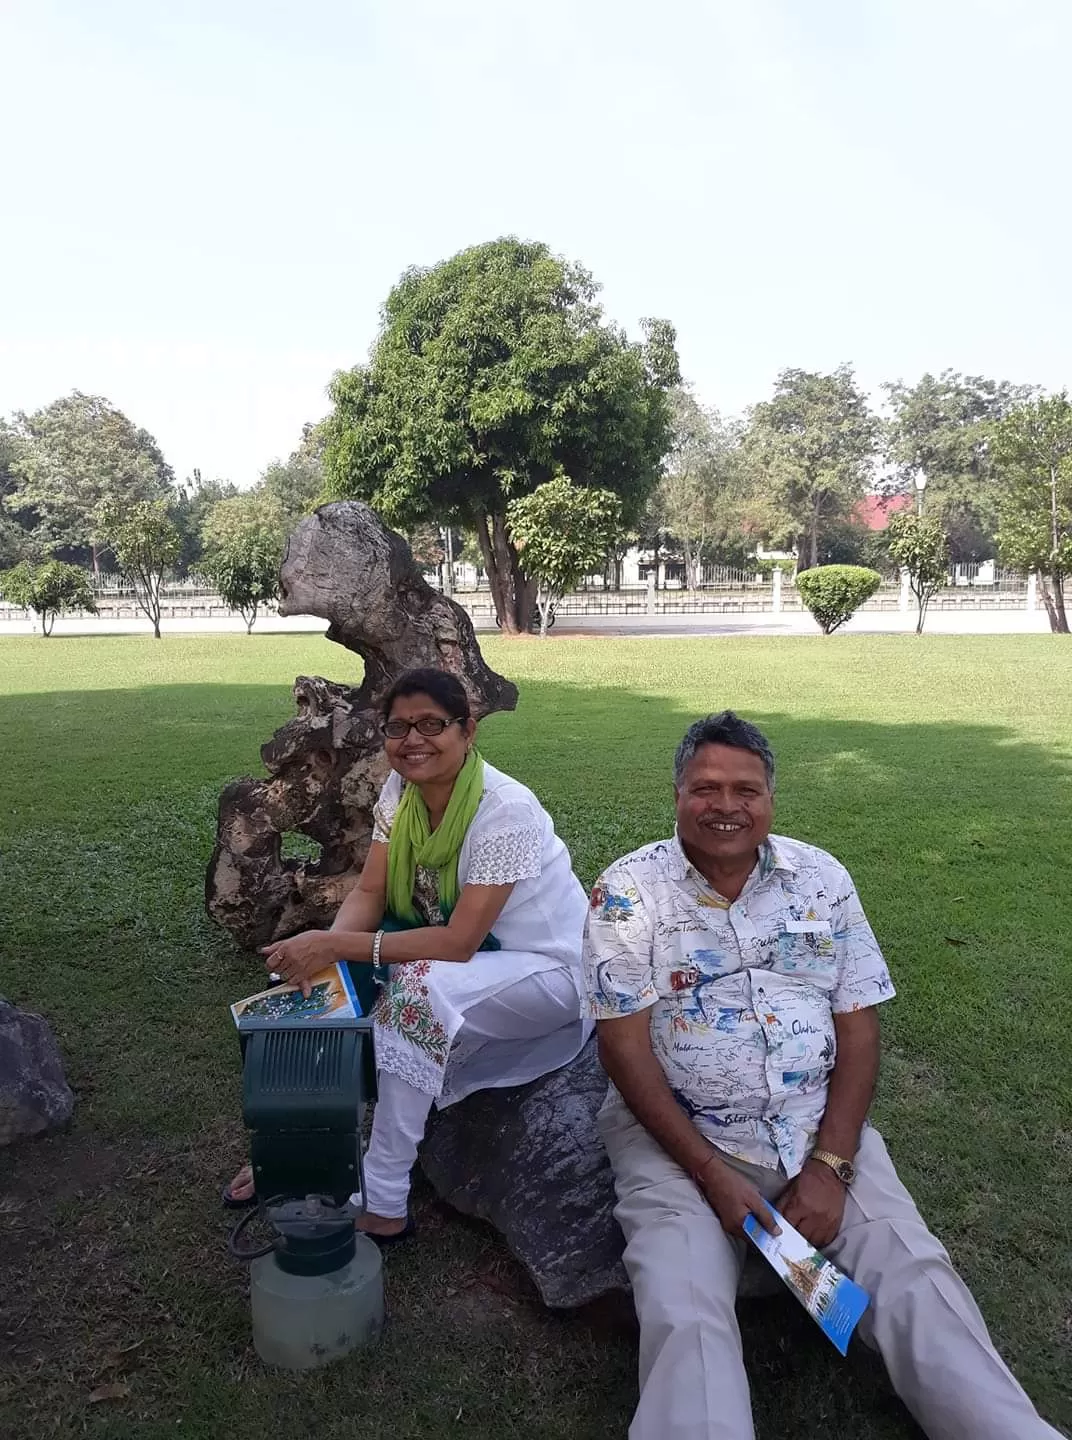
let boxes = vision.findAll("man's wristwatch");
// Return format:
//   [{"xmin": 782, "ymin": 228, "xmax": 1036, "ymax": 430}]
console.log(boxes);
[{"xmin": 809, "ymin": 1149, "xmax": 856, "ymax": 1186}]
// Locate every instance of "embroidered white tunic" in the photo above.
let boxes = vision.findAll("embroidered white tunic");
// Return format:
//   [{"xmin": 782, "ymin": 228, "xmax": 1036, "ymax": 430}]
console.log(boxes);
[
  {"xmin": 583, "ymin": 833, "xmax": 895, "ymax": 1176},
  {"xmin": 370, "ymin": 761, "xmax": 591, "ymax": 1103}
]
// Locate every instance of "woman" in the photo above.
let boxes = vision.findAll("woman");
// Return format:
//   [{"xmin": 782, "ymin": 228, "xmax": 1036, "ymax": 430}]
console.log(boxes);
[{"xmin": 224, "ymin": 667, "xmax": 591, "ymax": 1240}]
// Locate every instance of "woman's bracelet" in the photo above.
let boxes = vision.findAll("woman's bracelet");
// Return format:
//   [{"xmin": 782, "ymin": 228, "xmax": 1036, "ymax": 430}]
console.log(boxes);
[{"xmin": 371, "ymin": 928, "xmax": 388, "ymax": 986}]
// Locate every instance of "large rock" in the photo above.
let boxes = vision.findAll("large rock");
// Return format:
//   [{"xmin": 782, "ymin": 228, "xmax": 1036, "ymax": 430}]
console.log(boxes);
[
  {"xmin": 205, "ymin": 502, "xmax": 518, "ymax": 950},
  {"xmin": 421, "ymin": 1036, "xmax": 628, "ymax": 1308},
  {"xmin": 421, "ymin": 1038, "xmax": 782, "ymax": 1309},
  {"xmin": 0, "ymin": 999, "xmax": 75, "ymax": 1147}
]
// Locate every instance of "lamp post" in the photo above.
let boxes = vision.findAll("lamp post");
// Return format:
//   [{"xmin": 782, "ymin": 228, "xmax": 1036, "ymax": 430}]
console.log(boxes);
[{"xmin": 914, "ymin": 468, "xmax": 928, "ymax": 516}]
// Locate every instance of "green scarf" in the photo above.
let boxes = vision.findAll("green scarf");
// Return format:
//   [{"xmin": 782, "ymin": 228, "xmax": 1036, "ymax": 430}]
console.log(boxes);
[{"xmin": 386, "ymin": 748, "xmax": 485, "ymax": 925}]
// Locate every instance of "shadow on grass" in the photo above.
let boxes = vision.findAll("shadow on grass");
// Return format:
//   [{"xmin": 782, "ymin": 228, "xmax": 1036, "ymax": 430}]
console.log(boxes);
[{"xmin": 1, "ymin": 676, "xmax": 1069, "ymax": 1440}]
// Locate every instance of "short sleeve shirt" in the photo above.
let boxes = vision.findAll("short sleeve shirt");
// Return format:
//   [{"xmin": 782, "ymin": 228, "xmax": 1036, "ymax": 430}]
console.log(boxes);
[{"xmin": 582, "ymin": 833, "xmax": 895, "ymax": 1176}]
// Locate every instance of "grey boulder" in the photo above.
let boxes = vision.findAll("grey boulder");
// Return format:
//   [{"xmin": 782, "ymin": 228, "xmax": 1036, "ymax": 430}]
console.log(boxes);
[
  {"xmin": 0, "ymin": 998, "xmax": 75, "ymax": 1147},
  {"xmin": 420, "ymin": 1037, "xmax": 780, "ymax": 1308}
]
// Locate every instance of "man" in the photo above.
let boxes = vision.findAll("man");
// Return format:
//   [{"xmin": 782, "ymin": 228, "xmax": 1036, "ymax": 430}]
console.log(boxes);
[{"xmin": 584, "ymin": 711, "xmax": 1062, "ymax": 1440}]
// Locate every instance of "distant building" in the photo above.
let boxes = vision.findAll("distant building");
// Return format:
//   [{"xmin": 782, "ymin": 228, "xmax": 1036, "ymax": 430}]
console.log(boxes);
[{"xmin": 854, "ymin": 493, "xmax": 913, "ymax": 531}]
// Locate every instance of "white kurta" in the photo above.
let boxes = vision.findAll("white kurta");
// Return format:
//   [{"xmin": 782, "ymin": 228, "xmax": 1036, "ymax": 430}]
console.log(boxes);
[{"xmin": 369, "ymin": 761, "xmax": 591, "ymax": 1105}]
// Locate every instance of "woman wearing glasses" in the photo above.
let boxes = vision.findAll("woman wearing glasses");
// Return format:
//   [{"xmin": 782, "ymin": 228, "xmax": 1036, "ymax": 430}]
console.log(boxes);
[{"xmin": 223, "ymin": 667, "xmax": 590, "ymax": 1240}]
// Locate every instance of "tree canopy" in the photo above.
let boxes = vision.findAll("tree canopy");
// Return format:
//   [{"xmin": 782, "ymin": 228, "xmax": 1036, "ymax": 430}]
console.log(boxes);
[
  {"xmin": 0, "ymin": 559, "xmax": 97, "ymax": 636},
  {"xmin": 741, "ymin": 366, "xmax": 878, "ymax": 570},
  {"xmin": 4, "ymin": 392, "xmax": 174, "ymax": 571},
  {"xmin": 883, "ymin": 371, "xmax": 1032, "ymax": 563},
  {"xmin": 507, "ymin": 476, "xmax": 622, "ymax": 634},
  {"xmin": 322, "ymin": 237, "xmax": 679, "ymax": 630},
  {"xmin": 102, "ymin": 499, "xmax": 182, "ymax": 639},
  {"xmin": 993, "ymin": 393, "xmax": 1072, "ymax": 633}
]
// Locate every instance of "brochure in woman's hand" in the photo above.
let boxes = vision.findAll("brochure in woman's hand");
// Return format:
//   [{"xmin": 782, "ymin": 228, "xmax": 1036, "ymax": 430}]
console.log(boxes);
[
  {"xmin": 230, "ymin": 962, "xmax": 363, "ymax": 1029},
  {"xmin": 742, "ymin": 1207, "xmax": 869, "ymax": 1355}
]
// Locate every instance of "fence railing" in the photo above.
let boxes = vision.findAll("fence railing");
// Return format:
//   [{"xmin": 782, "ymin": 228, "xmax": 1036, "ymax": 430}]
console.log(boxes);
[{"xmin": 1, "ymin": 569, "xmax": 1039, "ymax": 625}]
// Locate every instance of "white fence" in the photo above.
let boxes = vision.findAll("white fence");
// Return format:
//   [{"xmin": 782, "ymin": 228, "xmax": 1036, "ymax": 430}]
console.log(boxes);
[{"xmin": 0, "ymin": 568, "xmax": 1039, "ymax": 628}]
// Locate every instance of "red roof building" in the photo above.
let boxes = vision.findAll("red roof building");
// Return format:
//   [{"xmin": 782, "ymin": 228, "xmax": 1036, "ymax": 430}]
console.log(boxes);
[{"xmin": 854, "ymin": 493, "xmax": 913, "ymax": 531}]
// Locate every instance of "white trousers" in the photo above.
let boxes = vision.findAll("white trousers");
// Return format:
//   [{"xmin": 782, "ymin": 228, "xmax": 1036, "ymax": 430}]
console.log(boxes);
[
  {"xmin": 600, "ymin": 1102, "xmax": 1064, "ymax": 1440},
  {"xmin": 363, "ymin": 967, "xmax": 582, "ymax": 1217}
]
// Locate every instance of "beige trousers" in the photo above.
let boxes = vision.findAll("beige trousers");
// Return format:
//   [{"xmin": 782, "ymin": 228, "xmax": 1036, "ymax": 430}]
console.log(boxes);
[{"xmin": 600, "ymin": 1102, "xmax": 1064, "ymax": 1440}]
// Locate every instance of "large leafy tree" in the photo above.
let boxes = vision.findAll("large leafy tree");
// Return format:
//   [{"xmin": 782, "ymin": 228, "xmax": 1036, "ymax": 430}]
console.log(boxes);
[
  {"xmin": 883, "ymin": 371, "xmax": 1032, "ymax": 563},
  {"xmin": 993, "ymin": 393, "xmax": 1072, "ymax": 634},
  {"xmin": 741, "ymin": 366, "xmax": 878, "ymax": 571},
  {"xmin": 0, "ymin": 421, "xmax": 36, "ymax": 568},
  {"xmin": 5, "ymin": 392, "xmax": 175, "ymax": 573},
  {"xmin": 322, "ymin": 238, "xmax": 679, "ymax": 632},
  {"xmin": 506, "ymin": 476, "xmax": 622, "ymax": 635}
]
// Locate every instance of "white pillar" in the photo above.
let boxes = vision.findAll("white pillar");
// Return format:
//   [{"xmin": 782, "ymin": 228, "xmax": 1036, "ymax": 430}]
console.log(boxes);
[
  {"xmin": 772, "ymin": 566, "xmax": 783, "ymax": 614},
  {"xmin": 646, "ymin": 571, "xmax": 656, "ymax": 615},
  {"xmin": 1026, "ymin": 572, "xmax": 1037, "ymax": 612},
  {"xmin": 899, "ymin": 567, "xmax": 911, "ymax": 613}
]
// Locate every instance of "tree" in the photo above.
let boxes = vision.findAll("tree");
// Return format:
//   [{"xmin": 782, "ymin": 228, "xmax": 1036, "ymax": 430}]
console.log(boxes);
[
  {"xmin": 993, "ymin": 394, "xmax": 1072, "ymax": 634},
  {"xmin": 200, "ymin": 492, "xmax": 284, "ymax": 633},
  {"xmin": 0, "ymin": 559, "xmax": 97, "ymax": 636},
  {"xmin": 0, "ymin": 421, "xmax": 37, "ymax": 568},
  {"xmin": 506, "ymin": 475, "xmax": 622, "ymax": 635},
  {"xmin": 653, "ymin": 390, "xmax": 743, "ymax": 589},
  {"xmin": 883, "ymin": 371, "xmax": 1032, "ymax": 563},
  {"xmin": 741, "ymin": 366, "xmax": 878, "ymax": 571},
  {"xmin": 322, "ymin": 237, "xmax": 679, "ymax": 632},
  {"xmin": 172, "ymin": 470, "xmax": 240, "ymax": 576},
  {"xmin": 795, "ymin": 564, "xmax": 881, "ymax": 635},
  {"xmin": 5, "ymin": 393, "xmax": 174, "ymax": 572},
  {"xmin": 259, "ymin": 422, "xmax": 326, "ymax": 531},
  {"xmin": 887, "ymin": 512, "xmax": 950, "ymax": 634},
  {"xmin": 102, "ymin": 500, "xmax": 181, "ymax": 639}
]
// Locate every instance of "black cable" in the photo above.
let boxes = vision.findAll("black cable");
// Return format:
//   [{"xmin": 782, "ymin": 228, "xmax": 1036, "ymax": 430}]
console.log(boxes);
[{"xmin": 227, "ymin": 1197, "xmax": 285, "ymax": 1261}]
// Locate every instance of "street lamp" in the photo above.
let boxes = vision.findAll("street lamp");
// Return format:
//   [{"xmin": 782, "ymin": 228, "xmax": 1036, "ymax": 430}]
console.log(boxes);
[{"xmin": 913, "ymin": 468, "xmax": 928, "ymax": 516}]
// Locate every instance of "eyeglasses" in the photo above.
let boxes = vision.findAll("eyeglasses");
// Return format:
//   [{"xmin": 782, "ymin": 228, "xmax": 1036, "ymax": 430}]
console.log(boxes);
[{"xmin": 380, "ymin": 716, "xmax": 464, "ymax": 740}]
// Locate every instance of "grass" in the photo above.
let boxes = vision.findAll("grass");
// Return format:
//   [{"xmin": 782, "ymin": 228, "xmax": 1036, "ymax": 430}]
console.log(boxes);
[{"xmin": 0, "ymin": 630, "xmax": 1070, "ymax": 1440}]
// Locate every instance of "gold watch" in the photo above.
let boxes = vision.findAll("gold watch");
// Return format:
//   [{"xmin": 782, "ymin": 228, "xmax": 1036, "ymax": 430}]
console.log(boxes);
[{"xmin": 810, "ymin": 1149, "xmax": 856, "ymax": 1186}]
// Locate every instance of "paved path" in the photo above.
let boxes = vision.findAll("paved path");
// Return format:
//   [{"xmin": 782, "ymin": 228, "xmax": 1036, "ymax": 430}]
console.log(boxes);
[{"xmin": 0, "ymin": 609, "xmax": 1051, "ymax": 640}]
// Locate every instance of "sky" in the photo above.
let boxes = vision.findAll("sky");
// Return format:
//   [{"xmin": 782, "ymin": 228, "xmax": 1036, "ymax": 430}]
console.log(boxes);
[{"xmin": 1, "ymin": 0, "xmax": 1070, "ymax": 486}]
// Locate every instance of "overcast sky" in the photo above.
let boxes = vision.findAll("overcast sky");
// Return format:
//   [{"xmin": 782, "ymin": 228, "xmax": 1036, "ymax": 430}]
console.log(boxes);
[{"xmin": 1, "ymin": 0, "xmax": 1069, "ymax": 485}]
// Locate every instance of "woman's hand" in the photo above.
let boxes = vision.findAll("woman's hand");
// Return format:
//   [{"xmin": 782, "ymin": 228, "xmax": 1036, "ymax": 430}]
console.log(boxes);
[{"xmin": 260, "ymin": 930, "xmax": 341, "ymax": 996}]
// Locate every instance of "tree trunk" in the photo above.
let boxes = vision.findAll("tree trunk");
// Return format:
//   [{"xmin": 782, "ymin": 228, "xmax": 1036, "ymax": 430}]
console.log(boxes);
[
  {"xmin": 91, "ymin": 543, "xmax": 101, "ymax": 578},
  {"xmin": 1048, "ymin": 571, "xmax": 1069, "ymax": 633},
  {"xmin": 682, "ymin": 536, "xmax": 694, "ymax": 592},
  {"xmin": 42, "ymin": 610, "xmax": 54, "ymax": 637},
  {"xmin": 475, "ymin": 510, "xmax": 532, "ymax": 633},
  {"xmin": 809, "ymin": 511, "xmax": 819, "ymax": 570}
]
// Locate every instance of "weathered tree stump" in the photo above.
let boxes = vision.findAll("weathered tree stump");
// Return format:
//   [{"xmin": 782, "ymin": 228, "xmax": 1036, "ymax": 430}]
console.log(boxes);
[{"xmin": 205, "ymin": 501, "xmax": 517, "ymax": 949}]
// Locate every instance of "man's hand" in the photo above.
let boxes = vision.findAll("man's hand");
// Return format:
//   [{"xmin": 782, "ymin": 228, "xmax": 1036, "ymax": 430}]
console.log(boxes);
[
  {"xmin": 260, "ymin": 930, "xmax": 341, "ymax": 996},
  {"xmin": 777, "ymin": 1160, "xmax": 847, "ymax": 1249},
  {"xmin": 697, "ymin": 1155, "xmax": 781, "ymax": 1241}
]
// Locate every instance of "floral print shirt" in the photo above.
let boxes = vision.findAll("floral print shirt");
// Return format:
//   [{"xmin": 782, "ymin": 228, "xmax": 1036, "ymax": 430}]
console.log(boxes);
[{"xmin": 583, "ymin": 833, "xmax": 895, "ymax": 1176}]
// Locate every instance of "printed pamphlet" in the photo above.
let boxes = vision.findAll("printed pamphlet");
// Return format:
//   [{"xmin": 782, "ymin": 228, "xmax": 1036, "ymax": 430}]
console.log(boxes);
[
  {"xmin": 230, "ymin": 962, "xmax": 362, "ymax": 1029},
  {"xmin": 742, "ymin": 1206, "xmax": 869, "ymax": 1355}
]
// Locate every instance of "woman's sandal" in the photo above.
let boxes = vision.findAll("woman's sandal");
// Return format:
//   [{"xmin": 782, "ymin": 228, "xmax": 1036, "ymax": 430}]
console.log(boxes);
[{"xmin": 360, "ymin": 1217, "xmax": 416, "ymax": 1248}]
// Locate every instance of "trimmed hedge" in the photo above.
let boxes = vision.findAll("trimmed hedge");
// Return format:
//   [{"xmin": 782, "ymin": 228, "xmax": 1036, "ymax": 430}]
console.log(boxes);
[{"xmin": 795, "ymin": 564, "xmax": 882, "ymax": 635}]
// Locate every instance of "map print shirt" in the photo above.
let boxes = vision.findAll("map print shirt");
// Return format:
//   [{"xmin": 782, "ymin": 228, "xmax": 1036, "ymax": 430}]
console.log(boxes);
[{"xmin": 583, "ymin": 834, "xmax": 895, "ymax": 1176}]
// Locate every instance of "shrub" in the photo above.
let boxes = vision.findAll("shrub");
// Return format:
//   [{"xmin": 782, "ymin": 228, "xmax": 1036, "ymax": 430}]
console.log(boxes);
[{"xmin": 795, "ymin": 564, "xmax": 881, "ymax": 635}]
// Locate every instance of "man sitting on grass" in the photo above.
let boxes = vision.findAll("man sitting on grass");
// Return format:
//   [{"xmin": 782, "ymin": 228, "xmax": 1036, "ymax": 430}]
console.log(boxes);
[{"xmin": 584, "ymin": 711, "xmax": 1062, "ymax": 1440}]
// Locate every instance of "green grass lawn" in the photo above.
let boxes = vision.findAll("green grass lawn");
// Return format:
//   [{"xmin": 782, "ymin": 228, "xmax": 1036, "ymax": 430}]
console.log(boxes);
[{"xmin": 1, "ymin": 631, "xmax": 1070, "ymax": 1439}]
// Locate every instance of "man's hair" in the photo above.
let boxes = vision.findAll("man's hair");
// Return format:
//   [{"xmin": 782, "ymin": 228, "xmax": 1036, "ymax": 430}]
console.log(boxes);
[
  {"xmin": 382, "ymin": 667, "xmax": 471, "ymax": 723},
  {"xmin": 673, "ymin": 711, "xmax": 776, "ymax": 791}
]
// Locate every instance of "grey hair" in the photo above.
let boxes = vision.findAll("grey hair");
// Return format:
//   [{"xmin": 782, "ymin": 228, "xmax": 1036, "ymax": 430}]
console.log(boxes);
[{"xmin": 673, "ymin": 711, "xmax": 776, "ymax": 791}]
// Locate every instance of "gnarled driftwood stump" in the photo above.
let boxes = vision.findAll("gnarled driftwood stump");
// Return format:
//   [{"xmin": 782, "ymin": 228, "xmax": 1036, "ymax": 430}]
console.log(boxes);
[{"xmin": 205, "ymin": 501, "xmax": 517, "ymax": 949}]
